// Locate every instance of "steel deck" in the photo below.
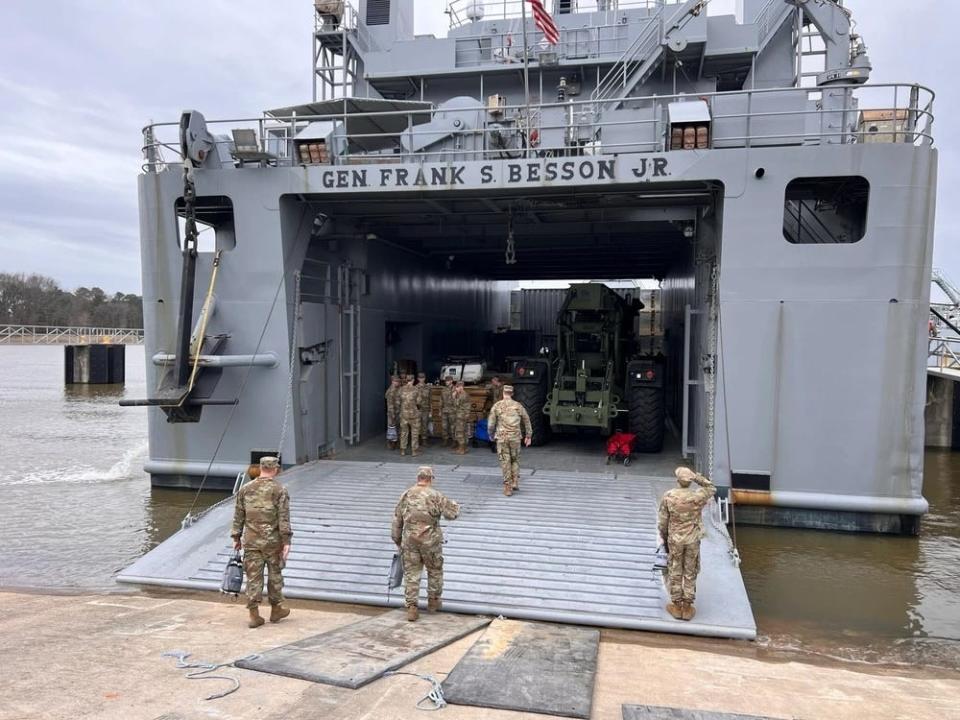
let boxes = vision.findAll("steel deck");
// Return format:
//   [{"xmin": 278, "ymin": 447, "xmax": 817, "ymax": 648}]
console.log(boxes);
[{"xmin": 118, "ymin": 461, "xmax": 756, "ymax": 640}]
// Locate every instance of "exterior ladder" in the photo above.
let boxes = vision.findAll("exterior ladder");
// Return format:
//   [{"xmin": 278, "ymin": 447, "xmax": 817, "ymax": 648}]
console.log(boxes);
[{"xmin": 338, "ymin": 264, "xmax": 363, "ymax": 446}]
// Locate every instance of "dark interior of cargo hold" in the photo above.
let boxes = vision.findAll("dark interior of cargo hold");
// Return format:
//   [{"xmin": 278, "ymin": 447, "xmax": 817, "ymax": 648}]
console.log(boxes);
[{"xmin": 279, "ymin": 182, "xmax": 721, "ymax": 460}]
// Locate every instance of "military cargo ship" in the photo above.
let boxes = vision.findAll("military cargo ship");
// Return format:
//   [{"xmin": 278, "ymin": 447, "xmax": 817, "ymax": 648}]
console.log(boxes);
[{"xmin": 126, "ymin": 0, "xmax": 937, "ymax": 538}]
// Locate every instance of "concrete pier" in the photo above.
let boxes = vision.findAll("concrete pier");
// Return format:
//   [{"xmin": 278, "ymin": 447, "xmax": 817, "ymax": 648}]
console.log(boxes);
[
  {"xmin": 0, "ymin": 591, "xmax": 955, "ymax": 720},
  {"xmin": 925, "ymin": 372, "xmax": 960, "ymax": 449}
]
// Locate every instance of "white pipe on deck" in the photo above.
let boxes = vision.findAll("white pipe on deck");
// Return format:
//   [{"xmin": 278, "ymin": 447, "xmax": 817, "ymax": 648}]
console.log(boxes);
[{"xmin": 151, "ymin": 352, "xmax": 279, "ymax": 368}]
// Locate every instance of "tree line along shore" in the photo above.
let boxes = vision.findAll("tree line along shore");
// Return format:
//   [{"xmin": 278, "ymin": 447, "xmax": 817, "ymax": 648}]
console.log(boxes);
[{"xmin": 0, "ymin": 273, "xmax": 143, "ymax": 328}]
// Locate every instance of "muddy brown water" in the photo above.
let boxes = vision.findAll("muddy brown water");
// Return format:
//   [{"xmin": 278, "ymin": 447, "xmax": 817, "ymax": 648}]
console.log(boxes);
[{"xmin": 1, "ymin": 345, "xmax": 958, "ymax": 668}]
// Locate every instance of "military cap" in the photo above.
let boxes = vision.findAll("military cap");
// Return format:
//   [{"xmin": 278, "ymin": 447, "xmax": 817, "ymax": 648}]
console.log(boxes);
[
  {"xmin": 417, "ymin": 465, "xmax": 434, "ymax": 478},
  {"xmin": 391, "ymin": 375, "xmax": 400, "ymax": 382},
  {"xmin": 444, "ymin": 375, "xmax": 454, "ymax": 382},
  {"xmin": 259, "ymin": 456, "xmax": 280, "ymax": 469},
  {"xmin": 455, "ymin": 380, "xmax": 465, "ymax": 387},
  {"xmin": 502, "ymin": 384, "xmax": 514, "ymax": 393},
  {"xmin": 417, "ymin": 372, "xmax": 426, "ymax": 379},
  {"xmin": 674, "ymin": 467, "xmax": 696, "ymax": 486}
]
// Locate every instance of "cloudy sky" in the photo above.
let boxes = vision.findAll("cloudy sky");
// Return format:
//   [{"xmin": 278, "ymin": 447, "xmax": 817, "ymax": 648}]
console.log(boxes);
[{"xmin": 0, "ymin": 0, "xmax": 955, "ymax": 295}]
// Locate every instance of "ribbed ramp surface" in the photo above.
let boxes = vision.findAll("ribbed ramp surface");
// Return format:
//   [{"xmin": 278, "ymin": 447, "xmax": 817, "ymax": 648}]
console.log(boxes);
[{"xmin": 118, "ymin": 461, "xmax": 755, "ymax": 640}]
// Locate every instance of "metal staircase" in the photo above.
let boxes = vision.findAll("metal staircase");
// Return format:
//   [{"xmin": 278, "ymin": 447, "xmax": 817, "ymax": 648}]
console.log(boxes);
[
  {"xmin": 755, "ymin": 0, "xmax": 797, "ymax": 57},
  {"xmin": 591, "ymin": 0, "xmax": 707, "ymax": 111}
]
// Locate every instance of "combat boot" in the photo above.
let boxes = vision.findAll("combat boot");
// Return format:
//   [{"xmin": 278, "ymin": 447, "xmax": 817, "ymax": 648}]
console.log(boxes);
[
  {"xmin": 427, "ymin": 596, "xmax": 442, "ymax": 612},
  {"xmin": 270, "ymin": 603, "xmax": 291, "ymax": 623},
  {"xmin": 248, "ymin": 607, "xmax": 265, "ymax": 628},
  {"xmin": 406, "ymin": 606, "xmax": 419, "ymax": 622},
  {"xmin": 400, "ymin": 449, "xmax": 406, "ymax": 456},
  {"xmin": 460, "ymin": 442, "xmax": 469, "ymax": 455},
  {"xmin": 666, "ymin": 602, "xmax": 683, "ymax": 620},
  {"xmin": 503, "ymin": 485, "xmax": 513, "ymax": 497},
  {"xmin": 412, "ymin": 449, "xmax": 422, "ymax": 457},
  {"xmin": 681, "ymin": 602, "xmax": 696, "ymax": 621}
]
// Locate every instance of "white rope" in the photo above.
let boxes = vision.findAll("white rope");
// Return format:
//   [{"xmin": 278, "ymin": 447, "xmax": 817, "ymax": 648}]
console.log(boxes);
[
  {"xmin": 162, "ymin": 650, "xmax": 260, "ymax": 701},
  {"xmin": 383, "ymin": 671, "xmax": 448, "ymax": 711}
]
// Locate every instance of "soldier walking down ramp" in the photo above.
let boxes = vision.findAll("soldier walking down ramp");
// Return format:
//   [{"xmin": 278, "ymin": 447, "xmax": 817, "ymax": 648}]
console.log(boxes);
[
  {"xmin": 385, "ymin": 376, "xmax": 401, "ymax": 450},
  {"xmin": 230, "ymin": 456, "xmax": 292, "ymax": 628},
  {"xmin": 391, "ymin": 466, "xmax": 461, "ymax": 621},
  {"xmin": 452, "ymin": 381, "xmax": 472, "ymax": 455},
  {"xmin": 398, "ymin": 376, "xmax": 421, "ymax": 456},
  {"xmin": 657, "ymin": 467, "xmax": 716, "ymax": 621},
  {"xmin": 487, "ymin": 385, "xmax": 532, "ymax": 496},
  {"xmin": 440, "ymin": 376, "xmax": 455, "ymax": 447},
  {"xmin": 416, "ymin": 373, "xmax": 432, "ymax": 445}
]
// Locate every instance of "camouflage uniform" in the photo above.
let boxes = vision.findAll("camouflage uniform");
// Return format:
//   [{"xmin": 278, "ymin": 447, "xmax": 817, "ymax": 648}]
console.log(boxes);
[
  {"xmin": 230, "ymin": 469, "xmax": 292, "ymax": 610},
  {"xmin": 440, "ymin": 380, "xmax": 455, "ymax": 445},
  {"xmin": 657, "ymin": 471, "xmax": 716, "ymax": 610},
  {"xmin": 385, "ymin": 381, "xmax": 400, "ymax": 428},
  {"xmin": 391, "ymin": 472, "xmax": 460, "ymax": 609},
  {"xmin": 398, "ymin": 382, "xmax": 421, "ymax": 454},
  {"xmin": 487, "ymin": 394, "xmax": 532, "ymax": 492},
  {"xmin": 486, "ymin": 380, "xmax": 504, "ymax": 408},
  {"xmin": 452, "ymin": 387, "xmax": 473, "ymax": 451},
  {"xmin": 416, "ymin": 378, "xmax": 432, "ymax": 441}
]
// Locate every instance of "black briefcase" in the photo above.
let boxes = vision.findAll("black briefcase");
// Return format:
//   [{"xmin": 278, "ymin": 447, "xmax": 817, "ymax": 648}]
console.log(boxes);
[{"xmin": 221, "ymin": 551, "xmax": 244, "ymax": 596}]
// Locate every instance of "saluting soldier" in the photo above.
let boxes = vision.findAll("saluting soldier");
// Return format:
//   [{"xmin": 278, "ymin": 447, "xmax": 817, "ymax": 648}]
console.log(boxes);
[
  {"xmin": 398, "ymin": 375, "xmax": 422, "ymax": 456},
  {"xmin": 230, "ymin": 456, "xmax": 292, "ymax": 628},
  {"xmin": 657, "ymin": 467, "xmax": 717, "ymax": 621},
  {"xmin": 416, "ymin": 373, "xmax": 432, "ymax": 445},
  {"xmin": 440, "ymin": 375, "xmax": 456, "ymax": 447},
  {"xmin": 384, "ymin": 376, "xmax": 401, "ymax": 449},
  {"xmin": 391, "ymin": 466, "xmax": 460, "ymax": 621},
  {"xmin": 487, "ymin": 385, "xmax": 532, "ymax": 496},
  {"xmin": 452, "ymin": 381, "xmax": 473, "ymax": 455}
]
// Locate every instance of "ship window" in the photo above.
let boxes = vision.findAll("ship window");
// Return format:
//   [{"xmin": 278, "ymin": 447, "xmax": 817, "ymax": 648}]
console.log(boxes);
[
  {"xmin": 175, "ymin": 195, "xmax": 236, "ymax": 253},
  {"xmin": 366, "ymin": 0, "xmax": 390, "ymax": 25},
  {"xmin": 783, "ymin": 176, "xmax": 869, "ymax": 244}
]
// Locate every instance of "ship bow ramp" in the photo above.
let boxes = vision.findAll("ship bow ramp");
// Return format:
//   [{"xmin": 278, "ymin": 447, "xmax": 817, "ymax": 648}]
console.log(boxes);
[{"xmin": 118, "ymin": 460, "xmax": 756, "ymax": 640}]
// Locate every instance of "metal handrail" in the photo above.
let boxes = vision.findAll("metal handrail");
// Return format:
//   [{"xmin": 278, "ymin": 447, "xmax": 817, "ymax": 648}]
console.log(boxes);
[
  {"xmin": 929, "ymin": 336, "xmax": 960, "ymax": 369},
  {"xmin": 446, "ymin": 0, "xmax": 674, "ymax": 29},
  {"xmin": 592, "ymin": 16, "xmax": 661, "ymax": 103},
  {"xmin": 140, "ymin": 82, "xmax": 936, "ymax": 170}
]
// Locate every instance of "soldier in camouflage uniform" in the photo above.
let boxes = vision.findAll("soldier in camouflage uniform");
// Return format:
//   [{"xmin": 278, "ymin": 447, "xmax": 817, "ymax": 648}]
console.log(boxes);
[
  {"xmin": 440, "ymin": 376, "xmax": 455, "ymax": 447},
  {"xmin": 398, "ymin": 375, "xmax": 422, "ymax": 456},
  {"xmin": 416, "ymin": 373, "xmax": 432, "ymax": 445},
  {"xmin": 657, "ymin": 467, "xmax": 716, "ymax": 621},
  {"xmin": 452, "ymin": 381, "xmax": 473, "ymax": 455},
  {"xmin": 487, "ymin": 385, "xmax": 532, "ymax": 496},
  {"xmin": 384, "ymin": 376, "xmax": 401, "ymax": 449},
  {"xmin": 230, "ymin": 456, "xmax": 292, "ymax": 628},
  {"xmin": 486, "ymin": 376, "xmax": 504, "ymax": 407},
  {"xmin": 391, "ymin": 466, "xmax": 461, "ymax": 621}
]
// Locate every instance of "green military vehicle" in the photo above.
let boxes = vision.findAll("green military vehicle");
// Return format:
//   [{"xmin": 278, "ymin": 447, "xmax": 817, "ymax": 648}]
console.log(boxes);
[{"xmin": 512, "ymin": 283, "xmax": 665, "ymax": 452}]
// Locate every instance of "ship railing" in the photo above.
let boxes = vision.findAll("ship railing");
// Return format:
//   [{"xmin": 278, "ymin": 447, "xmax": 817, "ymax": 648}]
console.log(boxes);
[
  {"xmin": 140, "ymin": 82, "xmax": 934, "ymax": 171},
  {"xmin": 928, "ymin": 336, "xmax": 960, "ymax": 371},
  {"xmin": 0, "ymin": 325, "xmax": 144, "ymax": 345},
  {"xmin": 451, "ymin": 19, "xmax": 638, "ymax": 67},
  {"xmin": 446, "ymin": 0, "xmax": 675, "ymax": 29}
]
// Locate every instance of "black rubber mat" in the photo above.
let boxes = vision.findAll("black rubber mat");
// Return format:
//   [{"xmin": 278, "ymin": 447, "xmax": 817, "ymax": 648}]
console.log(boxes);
[
  {"xmin": 235, "ymin": 609, "xmax": 489, "ymax": 689},
  {"xmin": 442, "ymin": 619, "xmax": 600, "ymax": 719},
  {"xmin": 623, "ymin": 705, "xmax": 777, "ymax": 719}
]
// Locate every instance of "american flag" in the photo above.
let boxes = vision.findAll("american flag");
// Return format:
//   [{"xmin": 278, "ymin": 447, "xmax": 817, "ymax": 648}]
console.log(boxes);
[{"xmin": 525, "ymin": 0, "xmax": 560, "ymax": 45}]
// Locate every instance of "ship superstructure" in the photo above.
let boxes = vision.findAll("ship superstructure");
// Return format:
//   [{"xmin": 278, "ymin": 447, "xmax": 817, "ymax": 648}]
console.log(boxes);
[{"xmin": 129, "ymin": 0, "xmax": 937, "ymax": 535}]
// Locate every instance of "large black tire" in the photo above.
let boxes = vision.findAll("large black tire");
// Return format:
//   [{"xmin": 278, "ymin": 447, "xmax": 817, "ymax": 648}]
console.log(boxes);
[
  {"xmin": 512, "ymin": 382, "xmax": 550, "ymax": 446},
  {"xmin": 628, "ymin": 386, "xmax": 665, "ymax": 453}
]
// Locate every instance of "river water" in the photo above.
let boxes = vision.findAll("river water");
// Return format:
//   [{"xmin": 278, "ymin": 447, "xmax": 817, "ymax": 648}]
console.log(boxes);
[{"xmin": 1, "ymin": 345, "xmax": 958, "ymax": 669}]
